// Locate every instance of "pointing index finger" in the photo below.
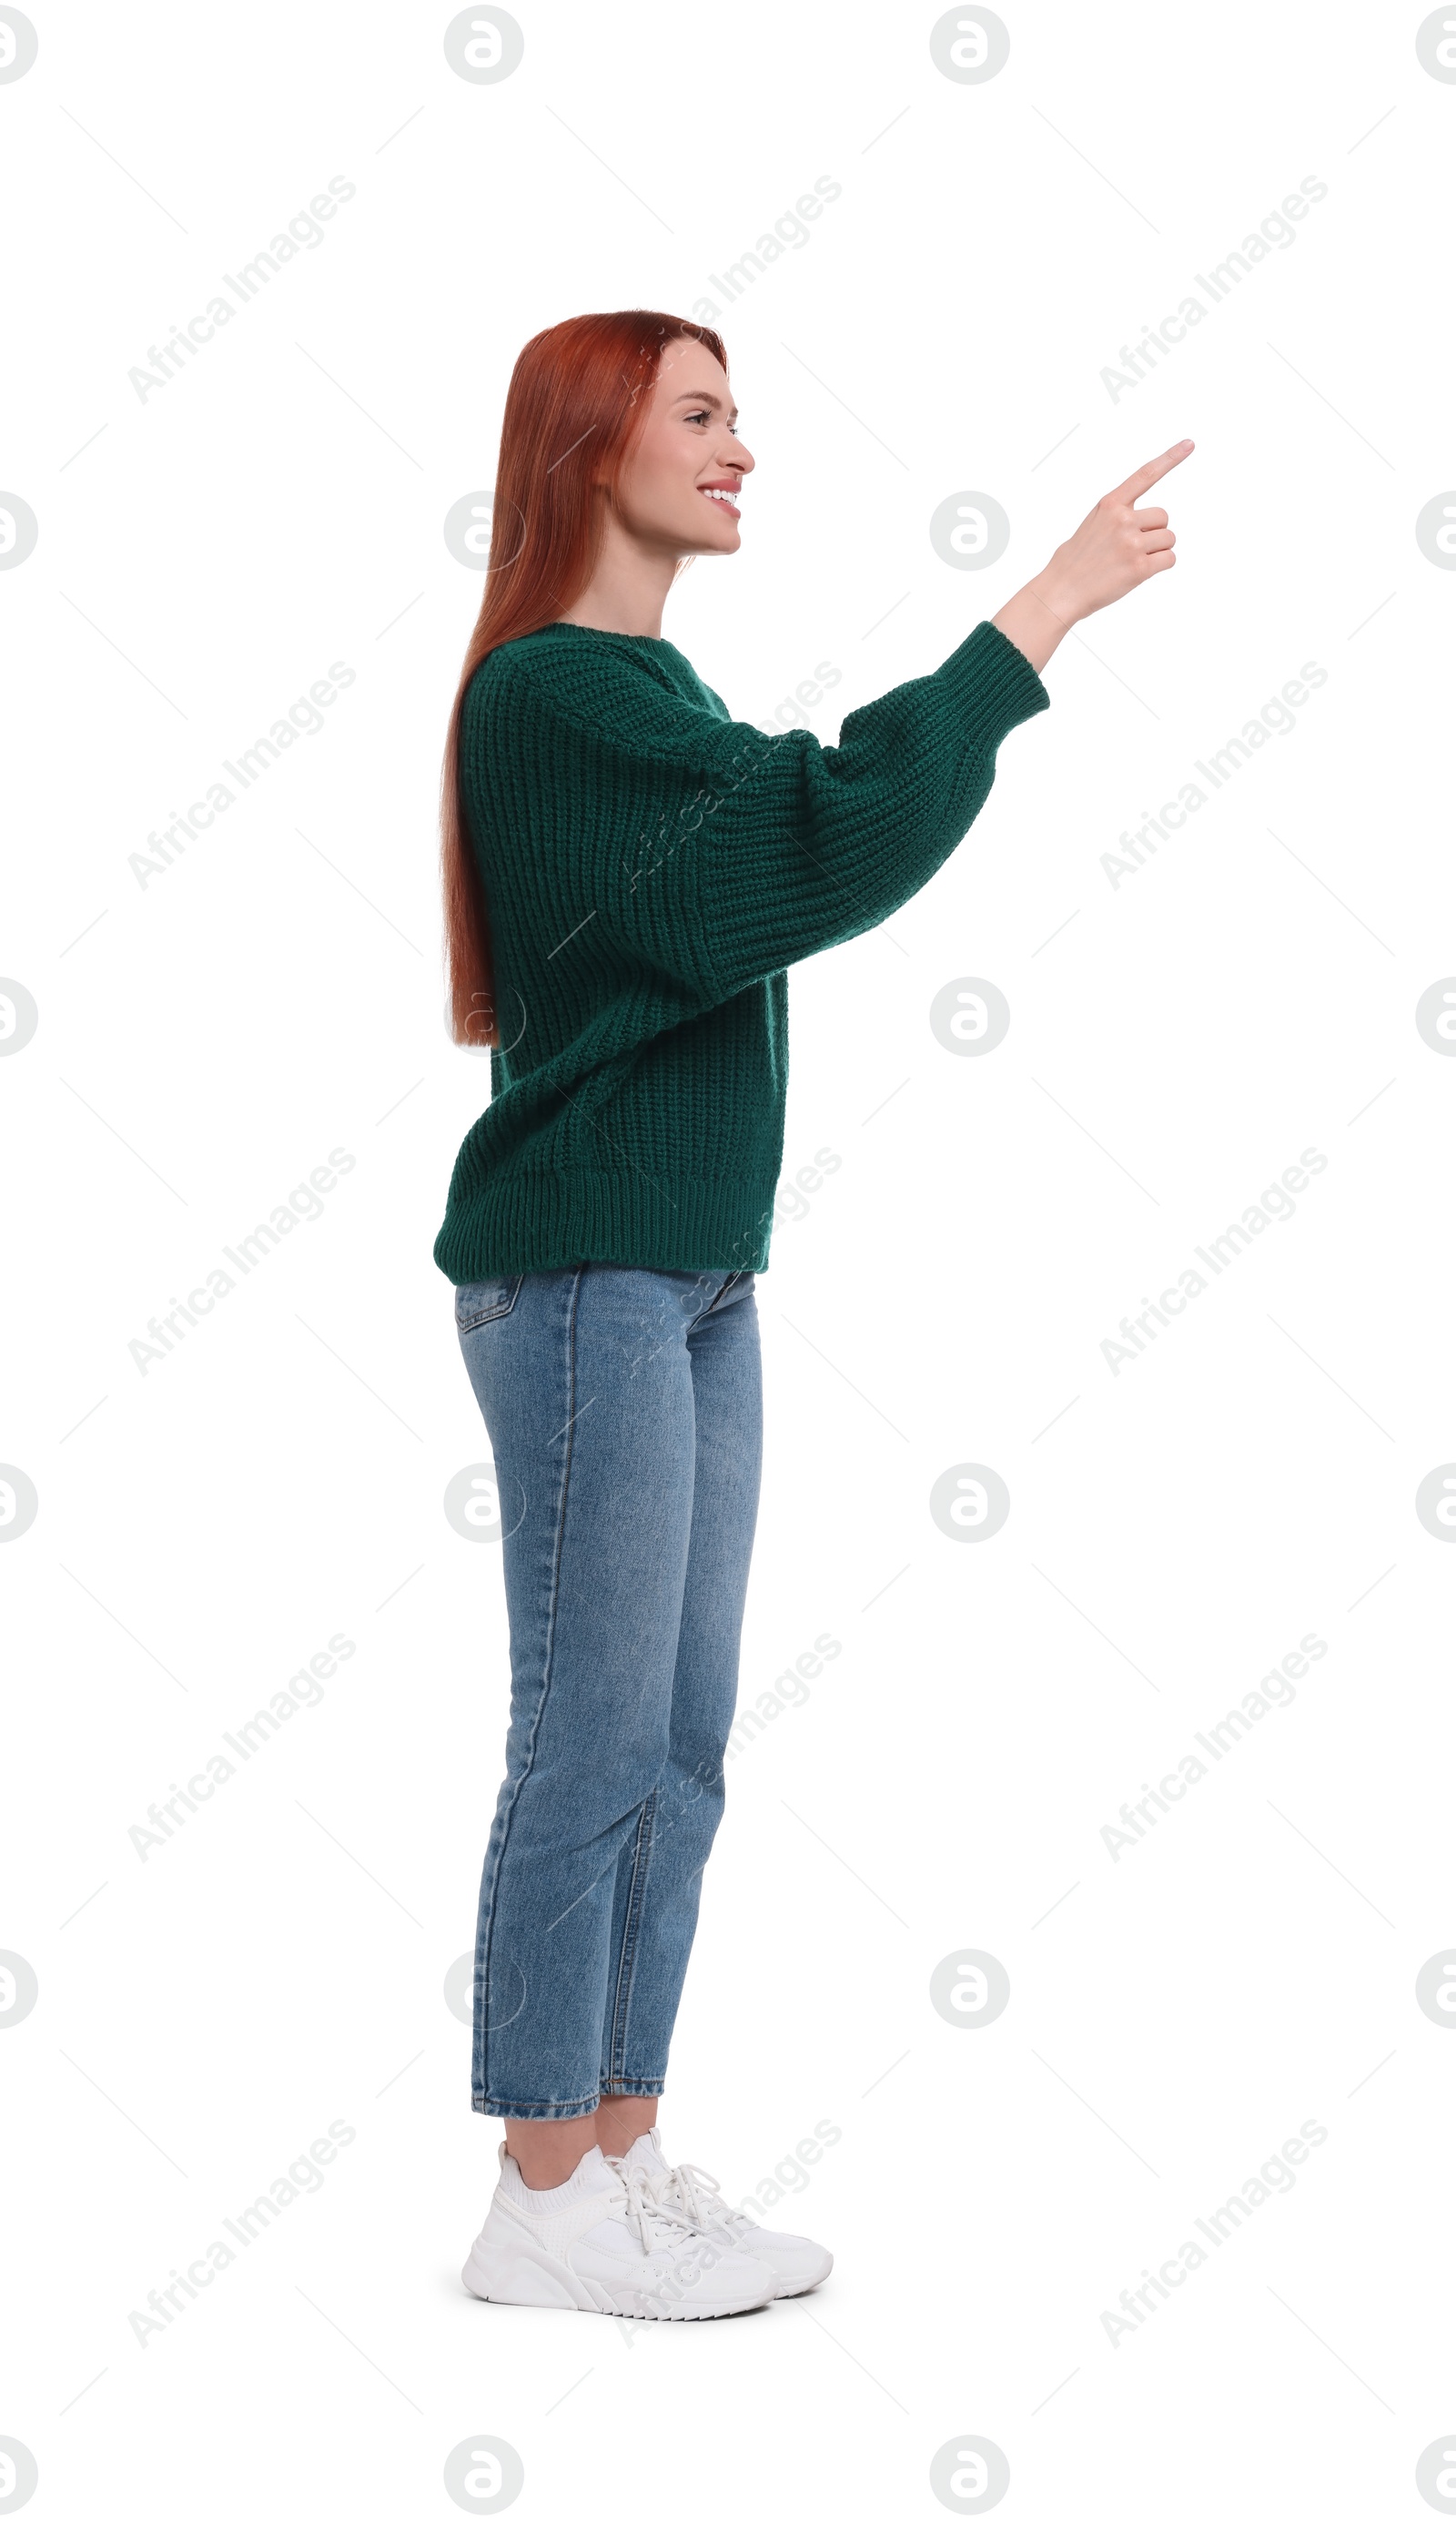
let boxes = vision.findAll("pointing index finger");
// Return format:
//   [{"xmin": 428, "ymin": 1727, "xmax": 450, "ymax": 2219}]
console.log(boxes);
[{"xmin": 1110, "ymin": 438, "xmax": 1195, "ymax": 507}]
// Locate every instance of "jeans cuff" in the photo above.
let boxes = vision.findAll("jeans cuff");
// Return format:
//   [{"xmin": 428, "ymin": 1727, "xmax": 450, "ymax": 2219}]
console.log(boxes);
[
  {"xmin": 473, "ymin": 2091, "xmax": 601, "ymax": 2121},
  {"xmin": 599, "ymin": 2076, "xmax": 666, "ymax": 2098}
]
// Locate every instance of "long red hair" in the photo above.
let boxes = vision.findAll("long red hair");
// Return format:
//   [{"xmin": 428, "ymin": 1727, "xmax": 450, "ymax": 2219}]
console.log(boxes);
[{"xmin": 440, "ymin": 309, "xmax": 729, "ymax": 1048}]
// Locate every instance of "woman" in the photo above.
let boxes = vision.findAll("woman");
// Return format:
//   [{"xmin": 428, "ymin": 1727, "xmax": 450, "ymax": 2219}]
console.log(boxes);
[{"xmin": 434, "ymin": 309, "xmax": 1190, "ymax": 2319}]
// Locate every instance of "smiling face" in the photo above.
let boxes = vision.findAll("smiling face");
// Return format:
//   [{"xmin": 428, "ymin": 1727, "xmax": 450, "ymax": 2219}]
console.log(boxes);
[{"xmin": 610, "ymin": 333, "xmax": 754, "ymax": 558}]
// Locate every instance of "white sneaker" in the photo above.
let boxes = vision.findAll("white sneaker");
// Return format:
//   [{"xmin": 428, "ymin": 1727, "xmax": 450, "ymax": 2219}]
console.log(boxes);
[
  {"xmin": 461, "ymin": 2141, "xmax": 777, "ymax": 2319},
  {"xmin": 607, "ymin": 2130, "xmax": 834, "ymax": 2299}
]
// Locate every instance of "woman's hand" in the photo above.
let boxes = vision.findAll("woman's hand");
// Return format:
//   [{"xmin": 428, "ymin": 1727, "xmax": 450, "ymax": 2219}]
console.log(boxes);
[{"xmin": 992, "ymin": 438, "xmax": 1194, "ymax": 675}]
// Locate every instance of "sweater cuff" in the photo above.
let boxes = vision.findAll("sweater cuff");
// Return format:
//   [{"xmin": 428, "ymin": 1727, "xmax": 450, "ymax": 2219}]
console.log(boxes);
[{"xmin": 937, "ymin": 617, "xmax": 1053, "ymax": 749}]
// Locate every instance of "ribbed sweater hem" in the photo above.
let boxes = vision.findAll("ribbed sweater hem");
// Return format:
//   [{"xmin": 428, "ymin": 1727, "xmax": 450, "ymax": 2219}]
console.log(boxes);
[{"xmin": 432, "ymin": 1167, "xmax": 783, "ymax": 1285}]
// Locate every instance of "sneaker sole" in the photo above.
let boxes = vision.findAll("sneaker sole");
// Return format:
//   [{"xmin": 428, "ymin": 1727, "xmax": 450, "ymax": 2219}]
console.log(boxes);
[
  {"xmin": 461, "ymin": 2243, "xmax": 772, "ymax": 2320},
  {"xmin": 768, "ymin": 2249, "xmax": 834, "ymax": 2299}
]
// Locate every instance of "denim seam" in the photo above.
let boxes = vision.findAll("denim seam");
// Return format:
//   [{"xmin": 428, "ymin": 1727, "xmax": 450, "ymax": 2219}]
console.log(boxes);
[
  {"xmin": 474, "ymin": 2088, "xmax": 602, "ymax": 2120},
  {"xmin": 605, "ymin": 1789, "xmax": 655, "ymax": 2088},
  {"xmin": 476, "ymin": 1262, "xmax": 587, "ymax": 2108},
  {"xmin": 699, "ymin": 1267, "xmax": 745, "ymax": 1318},
  {"xmin": 456, "ymin": 1272, "xmax": 524, "ymax": 1334}
]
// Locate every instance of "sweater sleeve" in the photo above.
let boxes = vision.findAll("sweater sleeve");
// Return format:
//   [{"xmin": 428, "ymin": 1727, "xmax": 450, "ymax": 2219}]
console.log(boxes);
[{"xmin": 494, "ymin": 620, "xmax": 1050, "ymax": 1002}]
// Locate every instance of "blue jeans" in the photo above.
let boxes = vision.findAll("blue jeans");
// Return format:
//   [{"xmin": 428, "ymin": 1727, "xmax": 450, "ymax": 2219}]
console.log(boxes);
[{"xmin": 455, "ymin": 1262, "xmax": 763, "ymax": 2119}]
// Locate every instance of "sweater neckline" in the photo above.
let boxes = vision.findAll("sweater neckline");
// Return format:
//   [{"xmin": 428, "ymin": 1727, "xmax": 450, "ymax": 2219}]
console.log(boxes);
[{"xmin": 541, "ymin": 620, "xmax": 675, "ymax": 648}]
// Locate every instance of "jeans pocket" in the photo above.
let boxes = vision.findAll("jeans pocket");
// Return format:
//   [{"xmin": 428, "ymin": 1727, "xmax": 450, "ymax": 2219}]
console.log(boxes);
[{"xmin": 455, "ymin": 1273, "xmax": 525, "ymax": 1333}]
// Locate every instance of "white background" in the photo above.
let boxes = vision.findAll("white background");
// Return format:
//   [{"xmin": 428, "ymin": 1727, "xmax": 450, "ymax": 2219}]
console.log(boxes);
[{"xmin": 4, "ymin": 2, "xmax": 1455, "ymax": 2515}]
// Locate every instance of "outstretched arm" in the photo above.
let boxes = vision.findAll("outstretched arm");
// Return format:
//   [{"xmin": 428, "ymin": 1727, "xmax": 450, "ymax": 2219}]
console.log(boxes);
[{"xmin": 480, "ymin": 619, "xmax": 1055, "ymax": 1005}]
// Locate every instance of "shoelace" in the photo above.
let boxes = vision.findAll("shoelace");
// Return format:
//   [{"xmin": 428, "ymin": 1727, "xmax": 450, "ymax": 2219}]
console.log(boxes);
[
  {"xmin": 656, "ymin": 2160, "xmax": 744, "ymax": 2233},
  {"xmin": 612, "ymin": 2158, "xmax": 707, "ymax": 2255}
]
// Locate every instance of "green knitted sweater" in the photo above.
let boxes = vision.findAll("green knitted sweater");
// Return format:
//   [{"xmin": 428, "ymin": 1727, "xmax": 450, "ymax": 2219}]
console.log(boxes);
[{"xmin": 432, "ymin": 616, "xmax": 1050, "ymax": 1284}]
